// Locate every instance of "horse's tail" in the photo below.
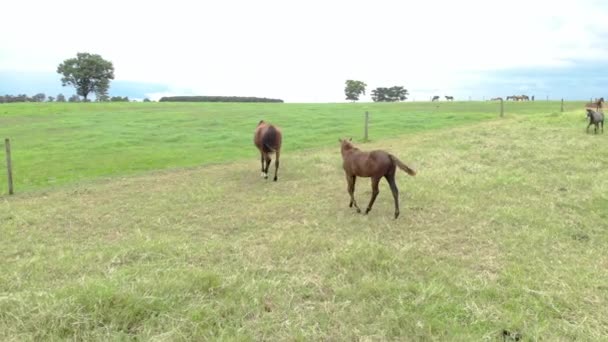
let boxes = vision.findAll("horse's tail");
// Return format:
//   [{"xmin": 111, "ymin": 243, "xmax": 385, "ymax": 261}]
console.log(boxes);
[
  {"xmin": 389, "ymin": 154, "xmax": 416, "ymax": 176},
  {"xmin": 262, "ymin": 126, "xmax": 280, "ymax": 153}
]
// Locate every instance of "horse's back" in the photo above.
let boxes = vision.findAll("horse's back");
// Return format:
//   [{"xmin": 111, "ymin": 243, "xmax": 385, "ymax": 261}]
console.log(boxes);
[{"xmin": 344, "ymin": 150, "xmax": 392, "ymax": 177}]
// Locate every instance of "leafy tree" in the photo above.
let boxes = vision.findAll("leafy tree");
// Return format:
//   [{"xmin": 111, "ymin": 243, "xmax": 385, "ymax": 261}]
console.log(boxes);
[
  {"xmin": 32, "ymin": 93, "xmax": 46, "ymax": 102},
  {"xmin": 371, "ymin": 86, "xmax": 409, "ymax": 102},
  {"xmin": 143, "ymin": 98, "xmax": 151, "ymax": 102},
  {"xmin": 48, "ymin": 96, "xmax": 55, "ymax": 102},
  {"xmin": 68, "ymin": 94, "xmax": 80, "ymax": 102},
  {"xmin": 57, "ymin": 52, "xmax": 115, "ymax": 101},
  {"xmin": 56, "ymin": 94, "xmax": 66, "ymax": 102},
  {"xmin": 344, "ymin": 80, "xmax": 367, "ymax": 102}
]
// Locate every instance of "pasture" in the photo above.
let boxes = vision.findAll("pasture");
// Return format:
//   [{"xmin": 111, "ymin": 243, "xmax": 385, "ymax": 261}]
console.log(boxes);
[{"xmin": 1, "ymin": 101, "xmax": 607, "ymax": 340}]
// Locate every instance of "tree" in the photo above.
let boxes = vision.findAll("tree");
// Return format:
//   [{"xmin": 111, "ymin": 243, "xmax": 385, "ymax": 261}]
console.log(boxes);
[
  {"xmin": 371, "ymin": 86, "xmax": 409, "ymax": 102},
  {"xmin": 68, "ymin": 94, "xmax": 80, "ymax": 102},
  {"xmin": 344, "ymin": 80, "xmax": 367, "ymax": 102},
  {"xmin": 143, "ymin": 98, "xmax": 151, "ymax": 102},
  {"xmin": 56, "ymin": 94, "xmax": 66, "ymax": 102},
  {"xmin": 32, "ymin": 93, "xmax": 46, "ymax": 102},
  {"xmin": 57, "ymin": 52, "xmax": 115, "ymax": 101},
  {"xmin": 48, "ymin": 96, "xmax": 55, "ymax": 102}
]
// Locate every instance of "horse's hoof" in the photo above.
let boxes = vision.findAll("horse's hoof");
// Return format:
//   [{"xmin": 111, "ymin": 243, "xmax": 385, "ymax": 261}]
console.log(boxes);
[
  {"xmin": 394, "ymin": 212, "xmax": 400, "ymax": 219},
  {"xmin": 356, "ymin": 208, "xmax": 361, "ymax": 213},
  {"xmin": 273, "ymin": 178, "xmax": 277, "ymax": 182}
]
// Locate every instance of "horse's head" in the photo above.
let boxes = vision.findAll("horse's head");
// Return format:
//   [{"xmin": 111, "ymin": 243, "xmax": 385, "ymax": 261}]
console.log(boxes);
[{"xmin": 339, "ymin": 138, "xmax": 354, "ymax": 153}]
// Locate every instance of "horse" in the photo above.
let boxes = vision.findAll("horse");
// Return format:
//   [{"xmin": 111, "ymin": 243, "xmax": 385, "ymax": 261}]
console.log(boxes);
[
  {"xmin": 585, "ymin": 97, "xmax": 604, "ymax": 111},
  {"xmin": 445, "ymin": 96, "xmax": 454, "ymax": 101},
  {"xmin": 431, "ymin": 96, "xmax": 440, "ymax": 102},
  {"xmin": 339, "ymin": 138, "xmax": 416, "ymax": 219},
  {"xmin": 586, "ymin": 109, "xmax": 604, "ymax": 134},
  {"xmin": 491, "ymin": 97, "xmax": 503, "ymax": 101},
  {"xmin": 254, "ymin": 120, "xmax": 282, "ymax": 181}
]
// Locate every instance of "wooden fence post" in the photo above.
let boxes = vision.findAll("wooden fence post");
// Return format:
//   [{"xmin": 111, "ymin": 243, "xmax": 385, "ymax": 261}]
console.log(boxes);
[
  {"xmin": 500, "ymin": 98, "xmax": 504, "ymax": 117},
  {"xmin": 561, "ymin": 98, "xmax": 564, "ymax": 112},
  {"xmin": 364, "ymin": 111, "xmax": 369, "ymax": 141},
  {"xmin": 5, "ymin": 138, "xmax": 14, "ymax": 195}
]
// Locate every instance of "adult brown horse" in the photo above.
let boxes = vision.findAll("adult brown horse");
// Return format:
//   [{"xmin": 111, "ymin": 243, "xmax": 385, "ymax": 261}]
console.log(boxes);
[
  {"xmin": 339, "ymin": 138, "xmax": 416, "ymax": 219},
  {"xmin": 254, "ymin": 120, "xmax": 282, "ymax": 181},
  {"xmin": 585, "ymin": 97, "xmax": 604, "ymax": 111}
]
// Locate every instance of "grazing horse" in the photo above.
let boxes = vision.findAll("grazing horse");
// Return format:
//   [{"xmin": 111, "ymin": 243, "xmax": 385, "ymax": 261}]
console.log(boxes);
[
  {"xmin": 586, "ymin": 109, "xmax": 604, "ymax": 134},
  {"xmin": 491, "ymin": 97, "xmax": 503, "ymax": 101},
  {"xmin": 339, "ymin": 138, "xmax": 416, "ymax": 219},
  {"xmin": 254, "ymin": 120, "xmax": 282, "ymax": 181},
  {"xmin": 431, "ymin": 96, "xmax": 440, "ymax": 102},
  {"xmin": 445, "ymin": 95, "xmax": 454, "ymax": 101}
]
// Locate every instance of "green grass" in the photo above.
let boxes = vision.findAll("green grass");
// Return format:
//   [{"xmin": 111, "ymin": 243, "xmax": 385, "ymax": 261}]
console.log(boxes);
[
  {"xmin": 0, "ymin": 101, "xmax": 582, "ymax": 193},
  {"xmin": 1, "ymin": 102, "xmax": 606, "ymax": 340}
]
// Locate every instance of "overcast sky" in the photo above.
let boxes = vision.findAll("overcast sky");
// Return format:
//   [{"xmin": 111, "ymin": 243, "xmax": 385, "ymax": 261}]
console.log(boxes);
[{"xmin": 2, "ymin": 0, "xmax": 607, "ymax": 102}]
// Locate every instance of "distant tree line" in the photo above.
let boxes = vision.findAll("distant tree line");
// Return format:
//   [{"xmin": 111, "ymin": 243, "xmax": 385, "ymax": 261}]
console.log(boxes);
[
  {"xmin": 0, "ymin": 93, "xmax": 49, "ymax": 103},
  {"xmin": 0, "ymin": 93, "xmax": 140, "ymax": 103},
  {"xmin": 159, "ymin": 96, "xmax": 284, "ymax": 103}
]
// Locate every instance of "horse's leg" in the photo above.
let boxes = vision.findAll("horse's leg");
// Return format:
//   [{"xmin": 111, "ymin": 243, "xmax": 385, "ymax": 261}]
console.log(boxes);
[
  {"xmin": 364, "ymin": 176, "xmax": 381, "ymax": 215},
  {"xmin": 347, "ymin": 174, "xmax": 361, "ymax": 213},
  {"xmin": 264, "ymin": 154, "xmax": 271, "ymax": 179},
  {"xmin": 260, "ymin": 152, "xmax": 266, "ymax": 177},
  {"xmin": 386, "ymin": 174, "xmax": 400, "ymax": 219},
  {"xmin": 587, "ymin": 122, "xmax": 592, "ymax": 133},
  {"xmin": 273, "ymin": 150, "xmax": 280, "ymax": 181}
]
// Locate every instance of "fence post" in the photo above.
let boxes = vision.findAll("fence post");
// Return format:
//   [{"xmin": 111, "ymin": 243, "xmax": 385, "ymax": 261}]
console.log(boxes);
[
  {"xmin": 561, "ymin": 98, "xmax": 564, "ymax": 112},
  {"xmin": 500, "ymin": 98, "xmax": 504, "ymax": 117},
  {"xmin": 5, "ymin": 138, "xmax": 13, "ymax": 195},
  {"xmin": 364, "ymin": 111, "xmax": 369, "ymax": 141}
]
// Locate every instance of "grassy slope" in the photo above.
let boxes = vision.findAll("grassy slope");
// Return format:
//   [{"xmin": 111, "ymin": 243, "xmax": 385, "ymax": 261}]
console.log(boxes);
[
  {"xmin": 1, "ymin": 106, "xmax": 606, "ymax": 340},
  {"xmin": 0, "ymin": 101, "xmax": 581, "ymax": 193}
]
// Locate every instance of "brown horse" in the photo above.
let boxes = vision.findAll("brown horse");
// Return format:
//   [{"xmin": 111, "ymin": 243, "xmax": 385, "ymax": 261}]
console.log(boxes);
[
  {"xmin": 340, "ymin": 138, "xmax": 416, "ymax": 219},
  {"xmin": 254, "ymin": 120, "xmax": 282, "ymax": 181},
  {"xmin": 585, "ymin": 97, "xmax": 604, "ymax": 111}
]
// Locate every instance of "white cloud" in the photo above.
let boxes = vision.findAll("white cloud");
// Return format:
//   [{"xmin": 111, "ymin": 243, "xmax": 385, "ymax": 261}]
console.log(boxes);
[{"xmin": 1, "ymin": 0, "xmax": 607, "ymax": 102}]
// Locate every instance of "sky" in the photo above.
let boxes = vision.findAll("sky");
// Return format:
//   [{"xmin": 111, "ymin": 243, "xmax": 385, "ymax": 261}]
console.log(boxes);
[{"xmin": 1, "ymin": 0, "xmax": 608, "ymax": 102}]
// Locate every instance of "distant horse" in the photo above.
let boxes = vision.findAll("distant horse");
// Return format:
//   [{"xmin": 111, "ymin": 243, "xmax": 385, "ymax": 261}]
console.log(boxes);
[
  {"xmin": 491, "ymin": 97, "xmax": 503, "ymax": 101},
  {"xmin": 586, "ymin": 109, "xmax": 604, "ymax": 134},
  {"xmin": 520, "ymin": 95, "xmax": 529, "ymax": 101},
  {"xmin": 431, "ymin": 96, "xmax": 440, "ymax": 102},
  {"xmin": 445, "ymin": 96, "xmax": 454, "ymax": 101},
  {"xmin": 506, "ymin": 96, "xmax": 514, "ymax": 101},
  {"xmin": 585, "ymin": 97, "xmax": 604, "ymax": 111},
  {"xmin": 339, "ymin": 138, "xmax": 416, "ymax": 219},
  {"xmin": 254, "ymin": 120, "xmax": 282, "ymax": 181}
]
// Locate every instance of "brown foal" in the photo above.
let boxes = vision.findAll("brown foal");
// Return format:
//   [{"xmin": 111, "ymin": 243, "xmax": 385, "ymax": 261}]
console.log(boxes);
[
  {"xmin": 254, "ymin": 120, "xmax": 282, "ymax": 181},
  {"xmin": 340, "ymin": 138, "xmax": 416, "ymax": 219}
]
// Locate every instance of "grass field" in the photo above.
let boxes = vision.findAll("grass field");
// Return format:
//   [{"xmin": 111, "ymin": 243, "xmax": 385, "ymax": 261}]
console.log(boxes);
[
  {"xmin": 0, "ymin": 101, "xmax": 582, "ymax": 193},
  {"xmin": 1, "ymin": 101, "xmax": 607, "ymax": 340}
]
